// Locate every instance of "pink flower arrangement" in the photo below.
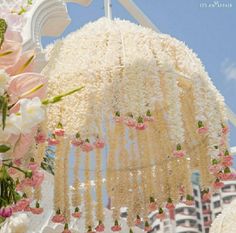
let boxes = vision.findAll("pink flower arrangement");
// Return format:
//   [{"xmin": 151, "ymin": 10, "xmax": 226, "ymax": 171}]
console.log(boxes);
[
  {"xmin": 134, "ymin": 215, "xmax": 142, "ymax": 225},
  {"xmin": 221, "ymin": 124, "xmax": 229, "ymax": 135},
  {"xmin": 156, "ymin": 208, "xmax": 165, "ymax": 220},
  {"xmin": 0, "ymin": 207, "xmax": 13, "ymax": 218},
  {"xmin": 54, "ymin": 123, "xmax": 65, "ymax": 136},
  {"xmin": 94, "ymin": 138, "xmax": 105, "ymax": 149},
  {"xmin": 173, "ymin": 144, "xmax": 186, "ymax": 158},
  {"xmin": 149, "ymin": 197, "xmax": 157, "ymax": 211},
  {"xmin": 95, "ymin": 221, "xmax": 105, "ymax": 232},
  {"xmin": 202, "ymin": 191, "xmax": 211, "ymax": 202},
  {"xmin": 62, "ymin": 223, "xmax": 71, "ymax": 233},
  {"xmin": 166, "ymin": 198, "xmax": 175, "ymax": 210},
  {"xmin": 47, "ymin": 137, "xmax": 59, "ymax": 146},
  {"xmin": 111, "ymin": 220, "xmax": 122, "ymax": 232},
  {"xmin": 31, "ymin": 202, "xmax": 43, "ymax": 215},
  {"xmin": 184, "ymin": 195, "xmax": 194, "ymax": 206},
  {"xmin": 125, "ymin": 118, "xmax": 136, "ymax": 128},
  {"xmin": 135, "ymin": 117, "xmax": 147, "ymax": 130},
  {"xmin": 35, "ymin": 132, "xmax": 46, "ymax": 144},
  {"xmin": 52, "ymin": 209, "xmax": 65, "ymax": 223},
  {"xmin": 213, "ymin": 179, "xmax": 224, "ymax": 189},
  {"xmin": 114, "ymin": 112, "xmax": 123, "ymax": 123},
  {"xmin": 81, "ymin": 139, "xmax": 93, "ymax": 152},
  {"xmin": 72, "ymin": 207, "xmax": 81, "ymax": 218},
  {"xmin": 15, "ymin": 197, "xmax": 30, "ymax": 211},
  {"xmin": 196, "ymin": 121, "xmax": 208, "ymax": 134},
  {"xmin": 144, "ymin": 110, "xmax": 154, "ymax": 122}
]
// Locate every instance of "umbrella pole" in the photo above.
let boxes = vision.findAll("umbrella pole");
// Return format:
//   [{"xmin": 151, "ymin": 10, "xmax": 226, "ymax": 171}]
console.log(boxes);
[{"xmin": 104, "ymin": 0, "xmax": 112, "ymax": 19}]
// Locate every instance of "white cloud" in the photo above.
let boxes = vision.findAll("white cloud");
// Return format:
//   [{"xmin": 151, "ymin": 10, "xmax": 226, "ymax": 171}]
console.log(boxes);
[{"xmin": 221, "ymin": 59, "xmax": 236, "ymax": 81}]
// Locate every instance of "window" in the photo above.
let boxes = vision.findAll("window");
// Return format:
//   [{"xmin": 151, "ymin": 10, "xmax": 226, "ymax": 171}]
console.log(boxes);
[
  {"xmin": 205, "ymin": 228, "xmax": 209, "ymax": 233},
  {"xmin": 197, "ymin": 212, "xmax": 201, "ymax": 220},
  {"xmin": 214, "ymin": 201, "xmax": 221, "ymax": 208},
  {"xmin": 204, "ymin": 216, "xmax": 208, "ymax": 222},
  {"xmin": 193, "ymin": 189, "xmax": 198, "ymax": 197},
  {"xmin": 195, "ymin": 200, "xmax": 199, "ymax": 208},
  {"xmin": 198, "ymin": 224, "xmax": 202, "ymax": 232}
]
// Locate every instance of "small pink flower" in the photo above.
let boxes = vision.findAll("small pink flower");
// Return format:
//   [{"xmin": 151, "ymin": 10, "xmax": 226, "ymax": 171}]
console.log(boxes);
[
  {"xmin": 54, "ymin": 128, "xmax": 65, "ymax": 137},
  {"xmin": 221, "ymin": 173, "xmax": 234, "ymax": 181},
  {"xmin": 166, "ymin": 198, "xmax": 175, "ymax": 210},
  {"xmin": 125, "ymin": 118, "xmax": 136, "ymax": 128},
  {"xmin": 135, "ymin": 123, "xmax": 147, "ymax": 130},
  {"xmin": 173, "ymin": 150, "xmax": 186, "ymax": 158},
  {"xmin": 111, "ymin": 220, "xmax": 121, "ymax": 232},
  {"xmin": 16, "ymin": 198, "xmax": 30, "ymax": 211},
  {"xmin": 173, "ymin": 144, "xmax": 185, "ymax": 158},
  {"xmin": 149, "ymin": 202, "xmax": 157, "ymax": 212},
  {"xmin": 81, "ymin": 141, "xmax": 93, "ymax": 152},
  {"xmin": 95, "ymin": 221, "xmax": 105, "ymax": 232},
  {"xmin": 94, "ymin": 139, "xmax": 105, "ymax": 149},
  {"xmin": 8, "ymin": 167, "xmax": 17, "ymax": 175},
  {"xmin": 72, "ymin": 207, "xmax": 81, "ymax": 218},
  {"xmin": 52, "ymin": 210, "xmax": 65, "ymax": 223},
  {"xmin": 184, "ymin": 200, "xmax": 194, "ymax": 206},
  {"xmin": 35, "ymin": 133, "xmax": 46, "ymax": 144},
  {"xmin": 144, "ymin": 116, "xmax": 154, "ymax": 122},
  {"xmin": 196, "ymin": 127, "xmax": 208, "ymax": 134},
  {"xmin": 71, "ymin": 138, "xmax": 84, "ymax": 147},
  {"xmin": 202, "ymin": 192, "xmax": 211, "ymax": 202},
  {"xmin": 47, "ymin": 138, "xmax": 59, "ymax": 146},
  {"xmin": 0, "ymin": 207, "xmax": 13, "ymax": 218},
  {"xmin": 31, "ymin": 207, "xmax": 43, "ymax": 214},
  {"xmin": 209, "ymin": 164, "xmax": 222, "ymax": 175},
  {"xmin": 13, "ymin": 159, "xmax": 22, "ymax": 166},
  {"xmin": 222, "ymin": 156, "xmax": 233, "ymax": 167},
  {"xmin": 134, "ymin": 216, "xmax": 142, "ymax": 225},
  {"xmin": 213, "ymin": 180, "xmax": 224, "ymax": 189},
  {"xmin": 31, "ymin": 202, "xmax": 43, "ymax": 215},
  {"xmin": 28, "ymin": 162, "xmax": 38, "ymax": 171},
  {"xmin": 31, "ymin": 170, "xmax": 44, "ymax": 188},
  {"xmin": 156, "ymin": 213, "xmax": 165, "ymax": 220},
  {"xmin": 222, "ymin": 125, "xmax": 229, "ymax": 135}
]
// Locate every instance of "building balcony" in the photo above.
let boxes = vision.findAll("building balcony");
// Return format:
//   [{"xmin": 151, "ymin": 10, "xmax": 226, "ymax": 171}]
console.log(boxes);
[
  {"xmin": 175, "ymin": 213, "xmax": 197, "ymax": 221},
  {"xmin": 204, "ymin": 220, "xmax": 212, "ymax": 227},
  {"xmin": 176, "ymin": 225, "xmax": 198, "ymax": 233},
  {"xmin": 202, "ymin": 209, "xmax": 211, "ymax": 214}
]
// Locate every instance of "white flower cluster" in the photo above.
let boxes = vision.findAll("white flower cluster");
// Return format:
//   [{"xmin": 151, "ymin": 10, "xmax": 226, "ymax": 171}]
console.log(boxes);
[
  {"xmin": 1, "ymin": 97, "xmax": 45, "ymax": 140},
  {"xmin": 44, "ymin": 17, "xmax": 228, "ymax": 147},
  {"xmin": 0, "ymin": 213, "xmax": 29, "ymax": 233},
  {"xmin": 210, "ymin": 199, "xmax": 236, "ymax": 233}
]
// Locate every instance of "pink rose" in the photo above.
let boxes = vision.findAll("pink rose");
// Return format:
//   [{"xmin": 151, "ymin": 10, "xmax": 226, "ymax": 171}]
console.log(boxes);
[
  {"xmin": 135, "ymin": 123, "xmax": 147, "ymax": 130},
  {"xmin": 31, "ymin": 207, "xmax": 43, "ymax": 215},
  {"xmin": 71, "ymin": 138, "xmax": 84, "ymax": 147},
  {"xmin": 52, "ymin": 214, "xmax": 65, "ymax": 223},
  {"xmin": 196, "ymin": 127, "xmax": 208, "ymax": 134},
  {"xmin": 173, "ymin": 150, "xmax": 186, "ymax": 158},
  {"xmin": 125, "ymin": 118, "xmax": 136, "ymax": 128},
  {"xmin": 81, "ymin": 142, "xmax": 93, "ymax": 152},
  {"xmin": 94, "ymin": 139, "xmax": 105, "ymax": 149},
  {"xmin": 54, "ymin": 129, "xmax": 65, "ymax": 137},
  {"xmin": 47, "ymin": 138, "xmax": 59, "ymax": 146},
  {"xmin": 35, "ymin": 133, "xmax": 46, "ymax": 144}
]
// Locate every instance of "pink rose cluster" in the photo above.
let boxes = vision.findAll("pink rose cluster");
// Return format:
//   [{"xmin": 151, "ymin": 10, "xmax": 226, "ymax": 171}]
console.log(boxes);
[{"xmin": 114, "ymin": 110, "xmax": 154, "ymax": 131}]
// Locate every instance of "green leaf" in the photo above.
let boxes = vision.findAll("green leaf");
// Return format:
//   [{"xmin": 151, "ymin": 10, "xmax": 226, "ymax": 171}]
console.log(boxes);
[
  {"xmin": 2, "ymin": 97, "xmax": 8, "ymax": 130},
  {"xmin": 0, "ymin": 144, "xmax": 10, "ymax": 153},
  {"xmin": 0, "ymin": 18, "xmax": 7, "ymax": 48}
]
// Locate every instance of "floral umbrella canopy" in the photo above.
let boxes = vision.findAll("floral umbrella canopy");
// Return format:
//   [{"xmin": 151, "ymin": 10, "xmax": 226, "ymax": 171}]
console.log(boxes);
[{"xmin": 41, "ymin": 18, "xmax": 232, "ymax": 232}]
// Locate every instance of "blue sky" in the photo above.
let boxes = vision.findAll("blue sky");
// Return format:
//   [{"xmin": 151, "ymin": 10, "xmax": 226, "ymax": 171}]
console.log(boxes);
[{"xmin": 42, "ymin": 0, "xmax": 236, "ymax": 149}]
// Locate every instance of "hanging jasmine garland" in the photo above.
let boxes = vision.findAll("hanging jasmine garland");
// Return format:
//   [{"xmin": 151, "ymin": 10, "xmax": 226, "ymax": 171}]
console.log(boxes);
[{"xmin": 41, "ymin": 18, "xmax": 233, "ymax": 232}]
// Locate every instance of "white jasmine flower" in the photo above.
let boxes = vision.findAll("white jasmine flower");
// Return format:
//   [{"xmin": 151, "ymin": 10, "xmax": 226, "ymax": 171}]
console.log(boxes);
[
  {"xmin": 19, "ymin": 97, "xmax": 45, "ymax": 133},
  {"xmin": 0, "ymin": 213, "xmax": 29, "ymax": 233},
  {"xmin": 3, "ymin": 114, "xmax": 21, "ymax": 136}
]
